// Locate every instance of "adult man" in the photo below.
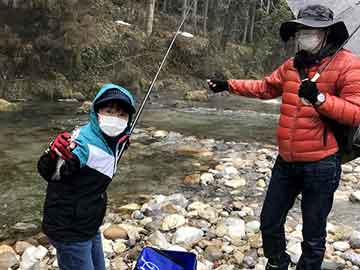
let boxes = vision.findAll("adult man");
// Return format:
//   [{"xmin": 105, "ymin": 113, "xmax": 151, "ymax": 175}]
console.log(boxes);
[{"xmin": 208, "ymin": 5, "xmax": 360, "ymax": 270}]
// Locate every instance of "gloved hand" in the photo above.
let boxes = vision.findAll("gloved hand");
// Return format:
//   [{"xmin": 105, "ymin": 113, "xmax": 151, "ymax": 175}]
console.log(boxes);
[
  {"xmin": 207, "ymin": 79, "xmax": 229, "ymax": 93},
  {"xmin": 50, "ymin": 132, "xmax": 74, "ymax": 160},
  {"xmin": 118, "ymin": 134, "xmax": 131, "ymax": 150},
  {"xmin": 298, "ymin": 80, "xmax": 319, "ymax": 104}
]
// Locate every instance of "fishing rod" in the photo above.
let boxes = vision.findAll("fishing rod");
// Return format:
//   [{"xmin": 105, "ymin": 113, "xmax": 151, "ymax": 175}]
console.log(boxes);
[
  {"xmin": 117, "ymin": 0, "xmax": 194, "ymax": 160},
  {"xmin": 311, "ymin": 15, "xmax": 360, "ymax": 82}
]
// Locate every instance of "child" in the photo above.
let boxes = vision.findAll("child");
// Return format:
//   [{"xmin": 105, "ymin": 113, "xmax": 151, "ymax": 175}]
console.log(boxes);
[{"xmin": 37, "ymin": 84, "xmax": 136, "ymax": 270}]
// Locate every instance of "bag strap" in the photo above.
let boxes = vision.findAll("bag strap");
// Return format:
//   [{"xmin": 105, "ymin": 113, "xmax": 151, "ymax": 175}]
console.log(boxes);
[{"xmin": 295, "ymin": 65, "xmax": 329, "ymax": 146}]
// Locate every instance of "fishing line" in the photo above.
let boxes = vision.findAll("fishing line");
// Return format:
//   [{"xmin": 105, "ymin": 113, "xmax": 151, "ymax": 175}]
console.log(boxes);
[{"xmin": 118, "ymin": 0, "xmax": 195, "ymax": 160}]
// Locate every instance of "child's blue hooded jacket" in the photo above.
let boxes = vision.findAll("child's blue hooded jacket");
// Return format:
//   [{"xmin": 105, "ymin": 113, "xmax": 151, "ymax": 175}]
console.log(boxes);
[{"xmin": 38, "ymin": 84, "xmax": 135, "ymax": 242}]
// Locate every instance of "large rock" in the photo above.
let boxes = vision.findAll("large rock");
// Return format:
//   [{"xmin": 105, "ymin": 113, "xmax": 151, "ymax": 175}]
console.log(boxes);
[
  {"xmin": 172, "ymin": 226, "xmax": 204, "ymax": 248},
  {"xmin": 333, "ymin": 241, "xmax": 350, "ymax": 252},
  {"xmin": 184, "ymin": 90, "xmax": 209, "ymax": 102},
  {"xmin": 0, "ymin": 99, "xmax": 18, "ymax": 112},
  {"xmin": 147, "ymin": 231, "xmax": 170, "ymax": 249},
  {"xmin": 11, "ymin": 222, "xmax": 37, "ymax": 233},
  {"xmin": 14, "ymin": 241, "xmax": 33, "ymax": 255},
  {"xmin": 342, "ymin": 251, "xmax": 360, "ymax": 266},
  {"xmin": 0, "ymin": 245, "xmax": 19, "ymax": 270},
  {"xmin": 198, "ymin": 207, "xmax": 218, "ymax": 224},
  {"xmin": 287, "ymin": 241, "xmax": 302, "ymax": 264},
  {"xmin": 20, "ymin": 245, "xmax": 48, "ymax": 270},
  {"xmin": 350, "ymin": 231, "xmax": 360, "ymax": 249}
]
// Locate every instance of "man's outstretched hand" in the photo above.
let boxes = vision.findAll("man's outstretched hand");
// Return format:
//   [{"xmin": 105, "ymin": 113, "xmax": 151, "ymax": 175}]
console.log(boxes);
[{"xmin": 207, "ymin": 79, "xmax": 229, "ymax": 93}]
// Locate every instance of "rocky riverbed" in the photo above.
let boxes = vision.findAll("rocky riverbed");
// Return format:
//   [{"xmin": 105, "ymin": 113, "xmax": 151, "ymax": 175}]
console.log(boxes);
[{"xmin": 2, "ymin": 127, "xmax": 360, "ymax": 270}]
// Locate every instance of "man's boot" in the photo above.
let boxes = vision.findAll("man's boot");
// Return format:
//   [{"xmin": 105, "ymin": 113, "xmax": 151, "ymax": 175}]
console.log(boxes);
[{"xmin": 266, "ymin": 253, "xmax": 292, "ymax": 270}]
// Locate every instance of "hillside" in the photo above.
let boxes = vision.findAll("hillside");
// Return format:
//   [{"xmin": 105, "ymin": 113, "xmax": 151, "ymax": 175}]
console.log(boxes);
[{"xmin": 0, "ymin": 0, "xmax": 292, "ymax": 101}]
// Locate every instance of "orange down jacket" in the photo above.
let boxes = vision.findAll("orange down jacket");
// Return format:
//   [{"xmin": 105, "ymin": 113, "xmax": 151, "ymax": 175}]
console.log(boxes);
[{"xmin": 228, "ymin": 49, "xmax": 360, "ymax": 162}]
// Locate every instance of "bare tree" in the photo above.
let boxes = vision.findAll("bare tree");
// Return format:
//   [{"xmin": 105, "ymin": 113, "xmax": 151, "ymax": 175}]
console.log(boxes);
[
  {"xmin": 221, "ymin": 0, "xmax": 241, "ymax": 51},
  {"xmin": 192, "ymin": 0, "xmax": 198, "ymax": 33},
  {"xmin": 203, "ymin": 0, "xmax": 209, "ymax": 35},
  {"xmin": 266, "ymin": 0, "xmax": 271, "ymax": 14},
  {"xmin": 249, "ymin": 0, "xmax": 256, "ymax": 42},
  {"xmin": 182, "ymin": 0, "xmax": 187, "ymax": 21},
  {"xmin": 242, "ymin": 7, "xmax": 250, "ymax": 44},
  {"xmin": 162, "ymin": 0, "xmax": 168, "ymax": 12},
  {"xmin": 145, "ymin": 0, "xmax": 156, "ymax": 36}
]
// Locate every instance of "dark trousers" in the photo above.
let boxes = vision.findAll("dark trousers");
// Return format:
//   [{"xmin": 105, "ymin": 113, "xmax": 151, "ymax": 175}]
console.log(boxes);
[{"xmin": 260, "ymin": 154, "xmax": 341, "ymax": 270}]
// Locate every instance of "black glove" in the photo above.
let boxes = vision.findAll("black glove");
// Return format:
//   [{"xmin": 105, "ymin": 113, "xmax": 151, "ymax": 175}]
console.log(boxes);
[
  {"xmin": 298, "ymin": 80, "xmax": 319, "ymax": 104},
  {"xmin": 207, "ymin": 79, "xmax": 229, "ymax": 93}
]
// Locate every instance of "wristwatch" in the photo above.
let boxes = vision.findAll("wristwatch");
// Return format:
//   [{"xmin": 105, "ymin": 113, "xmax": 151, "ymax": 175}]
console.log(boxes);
[{"xmin": 315, "ymin": 92, "xmax": 326, "ymax": 106}]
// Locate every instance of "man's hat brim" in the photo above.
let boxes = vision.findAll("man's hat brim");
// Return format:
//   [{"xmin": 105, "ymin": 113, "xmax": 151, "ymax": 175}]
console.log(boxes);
[{"xmin": 280, "ymin": 19, "xmax": 349, "ymax": 43}]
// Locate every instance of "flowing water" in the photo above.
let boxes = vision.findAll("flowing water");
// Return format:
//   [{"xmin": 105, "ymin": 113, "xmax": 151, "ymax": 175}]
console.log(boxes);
[{"xmin": 0, "ymin": 95, "xmax": 358, "ymax": 239}]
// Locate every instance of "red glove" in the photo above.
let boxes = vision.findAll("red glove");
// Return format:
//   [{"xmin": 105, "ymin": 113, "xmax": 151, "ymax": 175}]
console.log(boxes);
[
  {"xmin": 118, "ymin": 134, "xmax": 131, "ymax": 150},
  {"xmin": 50, "ymin": 132, "xmax": 74, "ymax": 160}
]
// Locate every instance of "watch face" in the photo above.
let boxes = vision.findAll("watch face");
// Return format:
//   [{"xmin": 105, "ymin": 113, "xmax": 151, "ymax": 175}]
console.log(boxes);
[{"xmin": 318, "ymin": 93, "xmax": 325, "ymax": 103}]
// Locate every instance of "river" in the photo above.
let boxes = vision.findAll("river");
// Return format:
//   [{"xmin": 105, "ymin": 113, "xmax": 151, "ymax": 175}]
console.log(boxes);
[{"xmin": 0, "ymin": 94, "xmax": 359, "ymax": 240}]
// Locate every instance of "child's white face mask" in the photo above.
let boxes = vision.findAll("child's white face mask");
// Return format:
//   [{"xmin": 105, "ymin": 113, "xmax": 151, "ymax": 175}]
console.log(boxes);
[
  {"xmin": 98, "ymin": 114, "xmax": 128, "ymax": 137},
  {"xmin": 295, "ymin": 29, "xmax": 326, "ymax": 53}
]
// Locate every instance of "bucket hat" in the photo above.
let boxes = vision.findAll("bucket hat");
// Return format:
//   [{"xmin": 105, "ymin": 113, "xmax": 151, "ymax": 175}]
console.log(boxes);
[{"xmin": 280, "ymin": 5, "xmax": 349, "ymax": 44}]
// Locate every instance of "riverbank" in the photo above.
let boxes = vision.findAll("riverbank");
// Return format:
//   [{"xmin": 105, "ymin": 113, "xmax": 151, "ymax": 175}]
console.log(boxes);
[{"xmin": 1, "ymin": 127, "xmax": 360, "ymax": 270}]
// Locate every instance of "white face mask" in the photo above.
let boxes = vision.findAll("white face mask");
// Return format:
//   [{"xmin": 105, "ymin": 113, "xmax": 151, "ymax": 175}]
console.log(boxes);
[
  {"xmin": 98, "ymin": 114, "xmax": 128, "ymax": 137},
  {"xmin": 295, "ymin": 29, "xmax": 326, "ymax": 53}
]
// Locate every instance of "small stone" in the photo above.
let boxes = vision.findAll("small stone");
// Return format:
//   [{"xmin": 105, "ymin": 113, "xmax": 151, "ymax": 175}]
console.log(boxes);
[
  {"xmin": 161, "ymin": 214, "xmax": 186, "ymax": 231},
  {"xmin": 350, "ymin": 231, "xmax": 360, "ymax": 249},
  {"xmin": 224, "ymin": 166, "xmax": 239, "ymax": 176},
  {"xmin": 152, "ymin": 130, "xmax": 169, "ymax": 138},
  {"xmin": 14, "ymin": 241, "xmax": 33, "ymax": 255},
  {"xmin": 350, "ymin": 191, "xmax": 360, "ymax": 203},
  {"xmin": 342, "ymin": 164, "xmax": 353, "ymax": 173},
  {"xmin": 200, "ymin": 173, "xmax": 215, "ymax": 186},
  {"xmin": 113, "ymin": 240, "xmax": 127, "ymax": 254},
  {"xmin": 172, "ymin": 226, "xmax": 204, "ymax": 248},
  {"xmin": 184, "ymin": 174, "xmax": 201, "ymax": 185},
  {"xmin": 131, "ymin": 210, "xmax": 144, "ymax": 220},
  {"xmin": 116, "ymin": 203, "xmax": 141, "ymax": 214},
  {"xmin": 147, "ymin": 231, "xmax": 170, "ymax": 249},
  {"xmin": 198, "ymin": 207, "xmax": 218, "ymax": 224},
  {"xmin": 103, "ymin": 225, "xmax": 128, "ymax": 240},
  {"xmin": 224, "ymin": 176, "xmax": 246, "ymax": 188},
  {"xmin": 256, "ymin": 179, "xmax": 267, "ymax": 188},
  {"xmin": 246, "ymin": 221, "xmax": 261, "ymax": 234},
  {"xmin": 205, "ymin": 245, "xmax": 223, "ymax": 261},
  {"xmin": 111, "ymin": 257, "xmax": 128, "ymax": 270}
]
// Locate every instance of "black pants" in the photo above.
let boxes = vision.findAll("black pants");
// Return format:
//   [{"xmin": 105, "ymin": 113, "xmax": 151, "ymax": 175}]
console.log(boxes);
[{"xmin": 260, "ymin": 154, "xmax": 341, "ymax": 270}]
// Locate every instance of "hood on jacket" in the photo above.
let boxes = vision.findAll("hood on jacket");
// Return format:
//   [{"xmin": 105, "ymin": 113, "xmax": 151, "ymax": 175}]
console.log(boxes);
[{"xmin": 89, "ymin": 84, "xmax": 136, "ymax": 137}]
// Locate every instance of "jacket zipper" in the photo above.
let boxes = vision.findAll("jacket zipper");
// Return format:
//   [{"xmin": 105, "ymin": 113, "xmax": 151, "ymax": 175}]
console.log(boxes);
[{"xmin": 291, "ymin": 95, "xmax": 301, "ymax": 161}]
